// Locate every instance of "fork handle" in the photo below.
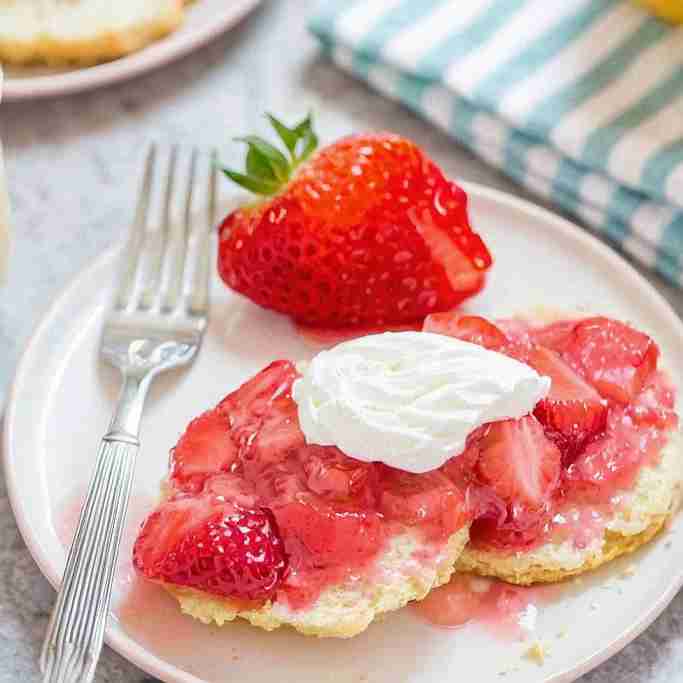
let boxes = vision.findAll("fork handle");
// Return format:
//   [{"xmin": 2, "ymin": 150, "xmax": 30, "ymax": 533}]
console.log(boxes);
[{"xmin": 41, "ymin": 375, "xmax": 149, "ymax": 683}]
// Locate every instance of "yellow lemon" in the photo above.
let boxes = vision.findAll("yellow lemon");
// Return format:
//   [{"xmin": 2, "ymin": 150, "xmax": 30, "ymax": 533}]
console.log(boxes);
[{"xmin": 635, "ymin": 0, "xmax": 683, "ymax": 23}]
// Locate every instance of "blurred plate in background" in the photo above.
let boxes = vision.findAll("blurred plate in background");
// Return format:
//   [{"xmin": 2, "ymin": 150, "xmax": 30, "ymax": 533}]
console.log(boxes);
[{"xmin": 2, "ymin": 0, "xmax": 261, "ymax": 101}]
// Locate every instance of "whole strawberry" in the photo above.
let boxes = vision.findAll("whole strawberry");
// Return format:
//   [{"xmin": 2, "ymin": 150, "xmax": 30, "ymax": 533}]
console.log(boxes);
[{"xmin": 218, "ymin": 114, "xmax": 492, "ymax": 327}]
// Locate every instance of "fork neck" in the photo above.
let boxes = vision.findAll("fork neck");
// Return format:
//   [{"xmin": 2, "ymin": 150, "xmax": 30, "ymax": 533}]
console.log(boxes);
[{"xmin": 105, "ymin": 372, "xmax": 154, "ymax": 444}]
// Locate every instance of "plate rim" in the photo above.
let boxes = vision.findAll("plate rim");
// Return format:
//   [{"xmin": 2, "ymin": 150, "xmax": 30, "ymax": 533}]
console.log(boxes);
[
  {"xmin": 1, "ymin": 0, "xmax": 261, "ymax": 102},
  {"xmin": 4, "ymin": 181, "xmax": 683, "ymax": 683}
]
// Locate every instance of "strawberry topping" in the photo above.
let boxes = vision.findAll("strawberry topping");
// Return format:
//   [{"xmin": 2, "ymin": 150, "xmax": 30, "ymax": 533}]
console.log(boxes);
[
  {"xmin": 527, "ymin": 346, "xmax": 607, "ymax": 463},
  {"xmin": 561, "ymin": 317, "xmax": 659, "ymax": 404},
  {"xmin": 466, "ymin": 416, "xmax": 561, "ymax": 551},
  {"xmin": 378, "ymin": 468, "xmax": 468, "ymax": 542},
  {"xmin": 627, "ymin": 372, "xmax": 677, "ymax": 429},
  {"xmin": 133, "ymin": 492, "xmax": 287, "ymax": 602},
  {"xmin": 475, "ymin": 417, "xmax": 561, "ymax": 506},
  {"xmin": 170, "ymin": 410, "xmax": 236, "ymax": 493}
]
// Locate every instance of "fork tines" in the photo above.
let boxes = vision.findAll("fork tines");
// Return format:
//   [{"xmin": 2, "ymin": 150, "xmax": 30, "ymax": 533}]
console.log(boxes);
[{"xmin": 116, "ymin": 144, "xmax": 218, "ymax": 317}]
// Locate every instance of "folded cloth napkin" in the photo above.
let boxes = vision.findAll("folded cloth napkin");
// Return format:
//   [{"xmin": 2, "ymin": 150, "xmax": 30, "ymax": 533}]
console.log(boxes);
[{"xmin": 310, "ymin": 0, "xmax": 683, "ymax": 285}]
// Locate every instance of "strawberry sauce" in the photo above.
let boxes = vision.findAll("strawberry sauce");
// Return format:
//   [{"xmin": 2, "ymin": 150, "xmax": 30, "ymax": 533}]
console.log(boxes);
[
  {"xmin": 412, "ymin": 574, "xmax": 562, "ymax": 639},
  {"xmin": 133, "ymin": 314, "xmax": 677, "ymax": 613}
]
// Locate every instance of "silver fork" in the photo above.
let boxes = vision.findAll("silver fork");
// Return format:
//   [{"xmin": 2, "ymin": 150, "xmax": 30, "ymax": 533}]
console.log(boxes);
[{"xmin": 40, "ymin": 145, "xmax": 218, "ymax": 683}]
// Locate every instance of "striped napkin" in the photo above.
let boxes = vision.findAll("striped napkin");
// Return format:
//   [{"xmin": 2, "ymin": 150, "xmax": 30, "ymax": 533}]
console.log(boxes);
[{"xmin": 309, "ymin": 0, "xmax": 683, "ymax": 286}]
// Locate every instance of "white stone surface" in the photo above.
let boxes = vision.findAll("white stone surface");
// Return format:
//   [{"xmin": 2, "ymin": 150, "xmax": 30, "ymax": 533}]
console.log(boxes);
[{"xmin": 1, "ymin": 1, "xmax": 683, "ymax": 681}]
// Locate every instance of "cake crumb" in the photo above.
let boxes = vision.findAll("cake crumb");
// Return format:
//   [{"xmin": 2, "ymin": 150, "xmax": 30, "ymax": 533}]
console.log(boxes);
[
  {"xmin": 556, "ymin": 627, "xmax": 568, "ymax": 639},
  {"xmin": 523, "ymin": 641, "xmax": 549, "ymax": 665},
  {"xmin": 621, "ymin": 564, "xmax": 637, "ymax": 578},
  {"xmin": 573, "ymin": 577, "xmax": 584, "ymax": 587}
]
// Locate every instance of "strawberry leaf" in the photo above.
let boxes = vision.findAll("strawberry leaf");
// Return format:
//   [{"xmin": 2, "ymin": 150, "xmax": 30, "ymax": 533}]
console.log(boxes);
[
  {"xmin": 294, "ymin": 113, "xmax": 318, "ymax": 165},
  {"xmin": 246, "ymin": 146, "xmax": 277, "ymax": 181},
  {"xmin": 234, "ymin": 136, "xmax": 290, "ymax": 183},
  {"xmin": 221, "ymin": 113, "xmax": 319, "ymax": 196},
  {"xmin": 221, "ymin": 168, "xmax": 280, "ymax": 196},
  {"xmin": 267, "ymin": 113, "xmax": 299, "ymax": 157}
]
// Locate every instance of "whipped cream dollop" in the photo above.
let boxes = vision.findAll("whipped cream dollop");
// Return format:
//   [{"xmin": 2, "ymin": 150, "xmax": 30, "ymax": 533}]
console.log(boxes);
[{"xmin": 292, "ymin": 331, "xmax": 550, "ymax": 474}]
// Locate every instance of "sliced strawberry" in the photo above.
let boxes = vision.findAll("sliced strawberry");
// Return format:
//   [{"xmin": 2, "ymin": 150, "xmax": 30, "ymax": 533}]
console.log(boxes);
[
  {"xmin": 627, "ymin": 373, "xmax": 678, "ymax": 429},
  {"xmin": 562, "ymin": 317, "xmax": 659, "ymax": 403},
  {"xmin": 274, "ymin": 499, "xmax": 384, "ymax": 570},
  {"xmin": 133, "ymin": 493, "xmax": 287, "ymax": 601},
  {"xmin": 422, "ymin": 311, "xmax": 536, "ymax": 361},
  {"xmin": 423, "ymin": 313, "xmax": 508, "ymax": 350},
  {"xmin": 202, "ymin": 473, "xmax": 259, "ymax": 509},
  {"xmin": 219, "ymin": 360, "xmax": 299, "ymax": 439},
  {"xmin": 440, "ymin": 426, "xmax": 487, "ymax": 489},
  {"xmin": 563, "ymin": 429, "xmax": 642, "ymax": 503},
  {"xmin": 492, "ymin": 319, "xmax": 536, "ymax": 362},
  {"xmin": 564, "ymin": 391, "xmax": 674, "ymax": 504},
  {"xmin": 379, "ymin": 468, "xmax": 469, "ymax": 541},
  {"xmin": 529, "ymin": 320, "xmax": 577, "ymax": 351},
  {"xmin": 475, "ymin": 416, "xmax": 561, "ymax": 507},
  {"xmin": 217, "ymin": 360, "xmax": 298, "ymax": 453},
  {"xmin": 466, "ymin": 417, "xmax": 561, "ymax": 550},
  {"xmin": 170, "ymin": 361, "xmax": 299, "ymax": 492},
  {"xmin": 302, "ymin": 445, "xmax": 375, "ymax": 504},
  {"xmin": 469, "ymin": 505, "xmax": 552, "ymax": 551},
  {"xmin": 170, "ymin": 409, "xmax": 236, "ymax": 492},
  {"xmin": 243, "ymin": 396, "xmax": 305, "ymax": 479},
  {"xmin": 527, "ymin": 346, "xmax": 607, "ymax": 462}
]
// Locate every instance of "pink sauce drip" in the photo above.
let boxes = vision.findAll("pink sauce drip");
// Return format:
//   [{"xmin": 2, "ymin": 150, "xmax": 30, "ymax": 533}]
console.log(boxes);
[
  {"xmin": 413, "ymin": 574, "xmax": 562, "ymax": 640},
  {"xmin": 116, "ymin": 575, "xmax": 202, "ymax": 646}
]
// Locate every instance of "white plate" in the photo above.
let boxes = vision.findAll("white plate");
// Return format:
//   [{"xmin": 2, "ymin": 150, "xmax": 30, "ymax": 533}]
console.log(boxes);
[
  {"xmin": 5, "ymin": 183, "xmax": 683, "ymax": 683},
  {"xmin": 1, "ymin": 0, "xmax": 261, "ymax": 101}
]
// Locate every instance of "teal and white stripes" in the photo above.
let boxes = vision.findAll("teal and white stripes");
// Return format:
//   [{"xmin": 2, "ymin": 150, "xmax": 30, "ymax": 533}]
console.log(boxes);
[{"xmin": 310, "ymin": 0, "xmax": 683, "ymax": 285}]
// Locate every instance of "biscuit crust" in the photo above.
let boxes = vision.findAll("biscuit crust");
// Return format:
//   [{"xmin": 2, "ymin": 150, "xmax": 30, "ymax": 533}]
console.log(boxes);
[{"xmin": 166, "ymin": 526, "xmax": 470, "ymax": 638}]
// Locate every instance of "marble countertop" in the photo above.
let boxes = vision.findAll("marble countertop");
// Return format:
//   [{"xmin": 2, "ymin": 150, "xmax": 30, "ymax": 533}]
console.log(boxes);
[{"xmin": 2, "ymin": 2, "xmax": 683, "ymax": 681}]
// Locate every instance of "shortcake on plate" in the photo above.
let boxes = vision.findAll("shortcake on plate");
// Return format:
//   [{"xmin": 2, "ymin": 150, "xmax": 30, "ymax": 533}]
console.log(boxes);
[{"xmin": 132, "ymin": 311, "xmax": 680, "ymax": 637}]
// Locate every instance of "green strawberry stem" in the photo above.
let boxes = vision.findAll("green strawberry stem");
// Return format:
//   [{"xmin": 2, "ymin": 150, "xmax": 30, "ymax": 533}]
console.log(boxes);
[{"xmin": 221, "ymin": 113, "xmax": 318, "ymax": 196}]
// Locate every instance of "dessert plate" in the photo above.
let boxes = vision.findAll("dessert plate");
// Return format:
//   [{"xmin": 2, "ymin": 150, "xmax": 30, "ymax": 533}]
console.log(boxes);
[
  {"xmin": 5, "ymin": 183, "xmax": 683, "ymax": 683},
  {"xmin": 1, "ymin": 0, "xmax": 261, "ymax": 101}
]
